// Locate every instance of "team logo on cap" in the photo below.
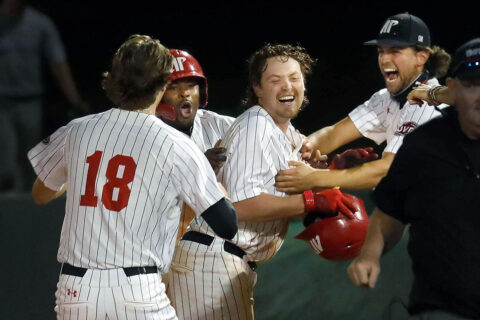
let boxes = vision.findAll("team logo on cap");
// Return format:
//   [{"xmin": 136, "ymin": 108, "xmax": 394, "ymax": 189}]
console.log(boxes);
[
  {"xmin": 380, "ymin": 20, "xmax": 398, "ymax": 34},
  {"xmin": 466, "ymin": 47, "xmax": 480, "ymax": 58},
  {"xmin": 394, "ymin": 121, "xmax": 418, "ymax": 136}
]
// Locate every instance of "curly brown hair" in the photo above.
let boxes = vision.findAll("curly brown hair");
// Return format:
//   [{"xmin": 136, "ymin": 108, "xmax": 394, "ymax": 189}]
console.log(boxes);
[
  {"xmin": 102, "ymin": 34, "xmax": 173, "ymax": 110},
  {"xmin": 243, "ymin": 43, "xmax": 316, "ymax": 107},
  {"xmin": 414, "ymin": 45, "xmax": 451, "ymax": 79}
]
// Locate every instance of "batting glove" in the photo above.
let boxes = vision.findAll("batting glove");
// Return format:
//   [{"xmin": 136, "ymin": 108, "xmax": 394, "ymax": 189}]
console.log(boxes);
[
  {"xmin": 328, "ymin": 147, "xmax": 378, "ymax": 170},
  {"xmin": 303, "ymin": 189, "xmax": 356, "ymax": 219}
]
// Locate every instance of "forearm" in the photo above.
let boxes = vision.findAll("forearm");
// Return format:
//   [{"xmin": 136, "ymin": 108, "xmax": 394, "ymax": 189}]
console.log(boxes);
[
  {"xmin": 308, "ymin": 117, "xmax": 362, "ymax": 154},
  {"xmin": 360, "ymin": 209, "xmax": 405, "ymax": 259},
  {"xmin": 433, "ymin": 86, "xmax": 454, "ymax": 105},
  {"xmin": 310, "ymin": 153, "xmax": 394, "ymax": 190},
  {"xmin": 233, "ymin": 193, "xmax": 304, "ymax": 222},
  {"xmin": 32, "ymin": 178, "xmax": 66, "ymax": 205}
]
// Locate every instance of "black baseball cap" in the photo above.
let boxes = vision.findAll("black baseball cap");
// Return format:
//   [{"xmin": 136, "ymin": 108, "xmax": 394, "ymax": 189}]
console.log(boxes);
[
  {"xmin": 364, "ymin": 13, "xmax": 431, "ymax": 47},
  {"xmin": 450, "ymin": 38, "xmax": 480, "ymax": 80}
]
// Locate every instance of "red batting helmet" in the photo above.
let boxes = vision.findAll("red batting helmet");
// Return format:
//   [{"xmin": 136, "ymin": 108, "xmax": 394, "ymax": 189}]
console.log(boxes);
[
  {"xmin": 295, "ymin": 193, "xmax": 369, "ymax": 261},
  {"xmin": 169, "ymin": 49, "xmax": 208, "ymax": 107}
]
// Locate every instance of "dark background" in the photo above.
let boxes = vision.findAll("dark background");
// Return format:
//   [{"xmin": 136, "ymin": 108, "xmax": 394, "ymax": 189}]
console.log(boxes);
[{"xmin": 34, "ymin": 0, "xmax": 479, "ymax": 144}]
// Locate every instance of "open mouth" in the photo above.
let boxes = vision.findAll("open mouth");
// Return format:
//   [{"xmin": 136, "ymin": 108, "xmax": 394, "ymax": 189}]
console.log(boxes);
[
  {"xmin": 384, "ymin": 68, "xmax": 399, "ymax": 82},
  {"xmin": 278, "ymin": 95, "xmax": 295, "ymax": 104},
  {"xmin": 178, "ymin": 101, "xmax": 193, "ymax": 118}
]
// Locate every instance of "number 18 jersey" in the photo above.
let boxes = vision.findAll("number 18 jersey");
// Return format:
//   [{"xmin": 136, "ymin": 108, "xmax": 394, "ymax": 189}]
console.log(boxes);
[{"xmin": 28, "ymin": 108, "xmax": 224, "ymax": 272}]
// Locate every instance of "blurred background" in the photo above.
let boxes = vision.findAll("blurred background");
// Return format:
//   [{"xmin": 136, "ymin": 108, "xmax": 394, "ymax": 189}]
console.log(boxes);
[
  {"xmin": 34, "ymin": 0, "xmax": 478, "ymax": 137},
  {"xmin": 0, "ymin": 0, "xmax": 478, "ymax": 318}
]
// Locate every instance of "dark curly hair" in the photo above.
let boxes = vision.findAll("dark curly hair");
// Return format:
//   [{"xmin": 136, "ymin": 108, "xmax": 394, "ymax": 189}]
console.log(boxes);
[
  {"xmin": 102, "ymin": 34, "xmax": 173, "ymax": 110},
  {"xmin": 243, "ymin": 43, "xmax": 316, "ymax": 108}
]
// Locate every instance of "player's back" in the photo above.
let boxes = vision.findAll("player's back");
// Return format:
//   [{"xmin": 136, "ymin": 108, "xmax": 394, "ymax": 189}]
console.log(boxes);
[{"xmin": 57, "ymin": 108, "xmax": 188, "ymax": 270}]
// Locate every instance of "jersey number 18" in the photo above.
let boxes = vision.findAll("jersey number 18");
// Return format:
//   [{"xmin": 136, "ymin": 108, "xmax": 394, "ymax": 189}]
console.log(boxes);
[{"xmin": 80, "ymin": 150, "xmax": 137, "ymax": 212}]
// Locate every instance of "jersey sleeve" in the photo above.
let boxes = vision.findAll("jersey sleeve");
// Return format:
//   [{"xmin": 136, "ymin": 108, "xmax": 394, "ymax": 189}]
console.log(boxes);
[
  {"xmin": 27, "ymin": 126, "xmax": 69, "ymax": 191},
  {"xmin": 383, "ymin": 134, "xmax": 404, "ymax": 154},
  {"xmin": 349, "ymin": 90, "xmax": 388, "ymax": 145},
  {"xmin": 221, "ymin": 113, "xmax": 274, "ymax": 202},
  {"xmin": 171, "ymin": 137, "xmax": 224, "ymax": 217}
]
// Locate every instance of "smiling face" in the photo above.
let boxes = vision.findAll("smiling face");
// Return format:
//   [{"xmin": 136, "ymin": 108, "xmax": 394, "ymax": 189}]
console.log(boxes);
[
  {"xmin": 378, "ymin": 45, "xmax": 429, "ymax": 94},
  {"xmin": 161, "ymin": 77, "xmax": 201, "ymax": 128},
  {"xmin": 254, "ymin": 56, "xmax": 305, "ymax": 131},
  {"xmin": 448, "ymin": 77, "xmax": 480, "ymax": 139}
]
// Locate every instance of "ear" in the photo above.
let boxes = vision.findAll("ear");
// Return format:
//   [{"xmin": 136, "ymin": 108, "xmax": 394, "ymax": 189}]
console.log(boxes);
[
  {"xmin": 416, "ymin": 50, "xmax": 430, "ymax": 67},
  {"xmin": 253, "ymin": 85, "xmax": 263, "ymax": 99}
]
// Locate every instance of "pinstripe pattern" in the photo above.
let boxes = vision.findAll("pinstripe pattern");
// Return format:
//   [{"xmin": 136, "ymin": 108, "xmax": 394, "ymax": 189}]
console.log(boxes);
[
  {"xmin": 28, "ymin": 108, "xmax": 226, "ymax": 320},
  {"xmin": 191, "ymin": 105, "xmax": 302, "ymax": 263},
  {"xmin": 190, "ymin": 109, "xmax": 235, "ymax": 153},
  {"xmin": 175, "ymin": 109, "xmax": 234, "ymax": 238},
  {"xmin": 349, "ymin": 78, "xmax": 449, "ymax": 154},
  {"xmin": 55, "ymin": 269, "xmax": 177, "ymax": 320},
  {"xmin": 168, "ymin": 105, "xmax": 303, "ymax": 320}
]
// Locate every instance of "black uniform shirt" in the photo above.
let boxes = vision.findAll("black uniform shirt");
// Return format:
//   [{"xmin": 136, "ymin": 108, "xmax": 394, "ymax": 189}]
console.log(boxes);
[{"xmin": 373, "ymin": 106, "xmax": 480, "ymax": 318}]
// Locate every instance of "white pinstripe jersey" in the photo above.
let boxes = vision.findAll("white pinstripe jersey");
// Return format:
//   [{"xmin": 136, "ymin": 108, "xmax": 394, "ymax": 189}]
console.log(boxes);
[
  {"xmin": 190, "ymin": 109, "xmax": 235, "ymax": 152},
  {"xmin": 189, "ymin": 105, "xmax": 303, "ymax": 263},
  {"xmin": 349, "ymin": 77, "xmax": 449, "ymax": 154},
  {"xmin": 28, "ymin": 108, "xmax": 224, "ymax": 272}
]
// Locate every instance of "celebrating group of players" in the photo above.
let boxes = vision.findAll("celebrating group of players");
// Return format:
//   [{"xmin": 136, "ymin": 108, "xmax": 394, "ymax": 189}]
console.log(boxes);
[{"xmin": 27, "ymin": 11, "xmax": 480, "ymax": 320}]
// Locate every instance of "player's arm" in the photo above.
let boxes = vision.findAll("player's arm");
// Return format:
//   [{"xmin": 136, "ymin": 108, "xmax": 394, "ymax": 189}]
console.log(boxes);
[
  {"xmin": 233, "ymin": 189, "xmax": 357, "ymax": 222},
  {"xmin": 347, "ymin": 208, "xmax": 405, "ymax": 288},
  {"xmin": 275, "ymin": 152, "xmax": 395, "ymax": 192},
  {"xmin": 175, "ymin": 139, "xmax": 238, "ymax": 240},
  {"xmin": 407, "ymin": 85, "xmax": 453, "ymax": 106},
  {"xmin": 200, "ymin": 197, "xmax": 238, "ymax": 239},
  {"xmin": 308, "ymin": 117, "xmax": 363, "ymax": 154},
  {"xmin": 233, "ymin": 193, "xmax": 305, "ymax": 222},
  {"xmin": 32, "ymin": 178, "xmax": 66, "ymax": 205}
]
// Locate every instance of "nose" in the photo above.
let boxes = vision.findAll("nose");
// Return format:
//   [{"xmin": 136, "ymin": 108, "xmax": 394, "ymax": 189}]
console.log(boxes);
[
  {"xmin": 378, "ymin": 52, "xmax": 391, "ymax": 65},
  {"xmin": 281, "ymin": 79, "xmax": 292, "ymax": 91},
  {"xmin": 179, "ymin": 86, "xmax": 191, "ymax": 98}
]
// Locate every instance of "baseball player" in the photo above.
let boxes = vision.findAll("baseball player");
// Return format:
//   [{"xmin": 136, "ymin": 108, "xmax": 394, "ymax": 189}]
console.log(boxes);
[
  {"xmin": 348, "ymin": 38, "xmax": 480, "ymax": 319},
  {"xmin": 275, "ymin": 13, "xmax": 452, "ymax": 192},
  {"xmin": 156, "ymin": 49, "xmax": 235, "ymax": 240},
  {"xmin": 28, "ymin": 35, "xmax": 238, "ymax": 320},
  {"xmin": 167, "ymin": 44, "xmax": 357, "ymax": 320}
]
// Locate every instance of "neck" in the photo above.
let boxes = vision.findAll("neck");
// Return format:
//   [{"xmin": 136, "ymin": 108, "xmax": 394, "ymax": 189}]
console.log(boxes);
[
  {"xmin": 392, "ymin": 69, "xmax": 430, "ymax": 107},
  {"xmin": 132, "ymin": 105, "xmax": 155, "ymax": 115},
  {"xmin": 274, "ymin": 119, "xmax": 290, "ymax": 133}
]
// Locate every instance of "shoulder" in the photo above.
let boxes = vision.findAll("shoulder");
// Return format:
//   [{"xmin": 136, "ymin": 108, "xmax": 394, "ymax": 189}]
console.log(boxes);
[
  {"xmin": 197, "ymin": 109, "xmax": 235, "ymax": 124},
  {"xmin": 368, "ymin": 88, "xmax": 391, "ymax": 104},
  {"xmin": 25, "ymin": 6, "xmax": 55, "ymax": 27},
  {"xmin": 234, "ymin": 106, "xmax": 274, "ymax": 133}
]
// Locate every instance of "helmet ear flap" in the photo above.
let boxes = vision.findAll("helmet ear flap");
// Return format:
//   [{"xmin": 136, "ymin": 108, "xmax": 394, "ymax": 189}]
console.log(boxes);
[{"xmin": 295, "ymin": 194, "xmax": 370, "ymax": 261}]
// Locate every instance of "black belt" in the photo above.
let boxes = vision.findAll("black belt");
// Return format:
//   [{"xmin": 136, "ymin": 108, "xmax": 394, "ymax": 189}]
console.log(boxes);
[
  {"xmin": 181, "ymin": 231, "xmax": 257, "ymax": 271},
  {"xmin": 61, "ymin": 263, "xmax": 158, "ymax": 277}
]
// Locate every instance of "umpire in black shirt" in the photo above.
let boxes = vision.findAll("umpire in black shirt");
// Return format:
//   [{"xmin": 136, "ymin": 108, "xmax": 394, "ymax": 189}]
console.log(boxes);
[{"xmin": 348, "ymin": 38, "xmax": 480, "ymax": 320}]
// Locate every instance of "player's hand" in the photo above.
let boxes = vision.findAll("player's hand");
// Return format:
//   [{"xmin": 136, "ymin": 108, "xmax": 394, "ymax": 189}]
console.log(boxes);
[
  {"xmin": 299, "ymin": 137, "xmax": 328, "ymax": 168},
  {"xmin": 407, "ymin": 84, "xmax": 439, "ymax": 106},
  {"xmin": 303, "ymin": 189, "xmax": 356, "ymax": 219},
  {"xmin": 347, "ymin": 254, "xmax": 381, "ymax": 288},
  {"xmin": 275, "ymin": 161, "xmax": 318, "ymax": 194},
  {"xmin": 205, "ymin": 140, "xmax": 227, "ymax": 174},
  {"xmin": 300, "ymin": 136, "xmax": 314, "ymax": 161},
  {"xmin": 328, "ymin": 147, "xmax": 378, "ymax": 169}
]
